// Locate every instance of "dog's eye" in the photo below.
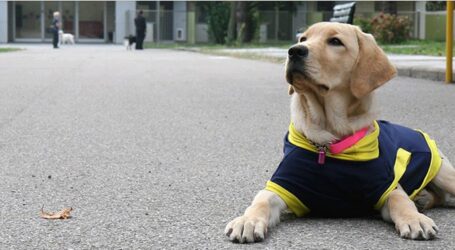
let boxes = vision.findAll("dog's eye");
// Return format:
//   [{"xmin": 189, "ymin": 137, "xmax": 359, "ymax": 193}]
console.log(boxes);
[
  {"xmin": 328, "ymin": 38, "xmax": 344, "ymax": 46},
  {"xmin": 299, "ymin": 37, "xmax": 307, "ymax": 43}
]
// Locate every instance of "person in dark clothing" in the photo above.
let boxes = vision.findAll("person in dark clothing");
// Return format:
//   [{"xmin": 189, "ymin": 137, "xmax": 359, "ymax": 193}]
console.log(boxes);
[
  {"xmin": 134, "ymin": 10, "xmax": 146, "ymax": 50},
  {"xmin": 51, "ymin": 12, "xmax": 61, "ymax": 49}
]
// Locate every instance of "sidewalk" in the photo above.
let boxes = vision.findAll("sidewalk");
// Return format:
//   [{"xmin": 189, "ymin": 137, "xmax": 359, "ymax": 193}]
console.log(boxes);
[{"xmin": 217, "ymin": 48, "xmax": 450, "ymax": 82}]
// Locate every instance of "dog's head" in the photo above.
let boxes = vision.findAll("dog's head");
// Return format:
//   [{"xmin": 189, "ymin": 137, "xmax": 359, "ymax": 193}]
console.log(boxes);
[{"xmin": 286, "ymin": 22, "xmax": 396, "ymax": 98}]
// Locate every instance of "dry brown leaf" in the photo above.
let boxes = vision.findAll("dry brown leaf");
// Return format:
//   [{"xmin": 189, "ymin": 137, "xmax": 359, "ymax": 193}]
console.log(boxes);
[{"xmin": 40, "ymin": 206, "xmax": 73, "ymax": 219}]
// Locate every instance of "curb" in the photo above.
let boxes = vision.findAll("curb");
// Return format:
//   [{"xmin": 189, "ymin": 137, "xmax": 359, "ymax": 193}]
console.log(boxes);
[{"xmin": 396, "ymin": 67, "xmax": 449, "ymax": 82}]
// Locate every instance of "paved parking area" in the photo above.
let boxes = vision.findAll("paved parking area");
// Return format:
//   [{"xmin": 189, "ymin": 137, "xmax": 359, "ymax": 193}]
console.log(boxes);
[{"xmin": 0, "ymin": 44, "xmax": 455, "ymax": 249}]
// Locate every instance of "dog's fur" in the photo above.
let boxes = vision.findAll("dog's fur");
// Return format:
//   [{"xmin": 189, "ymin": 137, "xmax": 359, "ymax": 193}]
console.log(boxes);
[
  {"xmin": 124, "ymin": 35, "xmax": 136, "ymax": 50},
  {"xmin": 225, "ymin": 22, "xmax": 455, "ymax": 243},
  {"xmin": 58, "ymin": 30, "xmax": 75, "ymax": 45}
]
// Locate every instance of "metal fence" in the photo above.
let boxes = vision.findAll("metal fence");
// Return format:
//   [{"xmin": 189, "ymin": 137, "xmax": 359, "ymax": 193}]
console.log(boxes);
[
  {"xmin": 259, "ymin": 10, "xmax": 450, "ymax": 42},
  {"xmin": 125, "ymin": 10, "xmax": 449, "ymax": 43}
]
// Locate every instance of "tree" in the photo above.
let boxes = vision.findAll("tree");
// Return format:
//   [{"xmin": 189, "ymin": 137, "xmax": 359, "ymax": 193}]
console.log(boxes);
[
  {"xmin": 197, "ymin": 2, "xmax": 230, "ymax": 44},
  {"xmin": 426, "ymin": 1, "xmax": 446, "ymax": 11},
  {"xmin": 226, "ymin": 2, "xmax": 259, "ymax": 44},
  {"xmin": 199, "ymin": 1, "xmax": 300, "ymax": 44}
]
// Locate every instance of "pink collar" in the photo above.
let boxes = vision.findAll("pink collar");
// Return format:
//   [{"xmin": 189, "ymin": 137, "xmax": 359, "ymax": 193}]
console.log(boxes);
[{"xmin": 329, "ymin": 127, "xmax": 370, "ymax": 154}]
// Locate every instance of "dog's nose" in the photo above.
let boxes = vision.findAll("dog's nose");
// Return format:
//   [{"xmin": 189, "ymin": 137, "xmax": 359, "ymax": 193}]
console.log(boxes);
[{"xmin": 288, "ymin": 45, "xmax": 308, "ymax": 59}]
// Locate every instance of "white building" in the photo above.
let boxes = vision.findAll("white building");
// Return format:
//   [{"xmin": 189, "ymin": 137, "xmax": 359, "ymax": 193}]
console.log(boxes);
[
  {"xmin": 0, "ymin": 1, "xmax": 435, "ymax": 44},
  {"xmin": 0, "ymin": 1, "xmax": 189, "ymax": 44}
]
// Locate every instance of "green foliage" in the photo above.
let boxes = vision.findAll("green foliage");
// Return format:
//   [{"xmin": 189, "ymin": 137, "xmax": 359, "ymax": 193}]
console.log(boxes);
[
  {"xmin": 426, "ymin": 1, "xmax": 446, "ymax": 11},
  {"xmin": 243, "ymin": 2, "xmax": 260, "ymax": 43},
  {"xmin": 197, "ymin": 2, "xmax": 230, "ymax": 44},
  {"xmin": 370, "ymin": 13, "xmax": 411, "ymax": 44},
  {"xmin": 0, "ymin": 48, "xmax": 21, "ymax": 53},
  {"xmin": 354, "ymin": 17, "xmax": 373, "ymax": 34},
  {"xmin": 380, "ymin": 40, "xmax": 445, "ymax": 56}
]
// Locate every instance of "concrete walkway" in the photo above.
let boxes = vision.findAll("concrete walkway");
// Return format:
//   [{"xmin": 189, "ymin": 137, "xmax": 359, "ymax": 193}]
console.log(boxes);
[
  {"xmin": 219, "ymin": 48, "xmax": 451, "ymax": 82},
  {"xmin": 0, "ymin": 44, "xmax": 454, "ymax": 249}
]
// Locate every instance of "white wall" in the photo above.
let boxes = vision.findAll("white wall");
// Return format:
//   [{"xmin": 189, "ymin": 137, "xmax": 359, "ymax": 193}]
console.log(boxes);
[
  {"xmin": 173, "ymin": 1, "xmax": 186, "ymax": 41},
  {"xmin": 0, "ymin": 0, "xmax": 7, "ymax": 43},
  {"xmin": 293, "ymin": 3, "xmax": 307, "ymax": 34},
  {"xmin": 115, "ymin": 1, "xmax": 136, "ymax": 44}
]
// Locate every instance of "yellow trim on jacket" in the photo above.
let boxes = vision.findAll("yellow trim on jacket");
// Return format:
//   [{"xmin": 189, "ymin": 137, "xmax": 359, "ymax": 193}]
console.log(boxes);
[
  {"xmin": 288, "ymin": 121, "xmax": 380, "ymax": 161},
  {"xmin": 409, "ymin": 130, "xmax": 442, "ymax": 200},
  {"xmin": 374, "ymin": 148, "xmax": 411, "ymax": 210},
  {"xmin": 265, "ymin": 181, "xmax": 310, "ymax": 217}
]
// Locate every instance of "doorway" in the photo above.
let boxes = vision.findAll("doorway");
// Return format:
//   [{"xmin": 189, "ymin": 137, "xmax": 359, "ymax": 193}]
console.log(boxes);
[{"xmin": 13, "ymin": 1, "xmax": 108, "ymax": 43}]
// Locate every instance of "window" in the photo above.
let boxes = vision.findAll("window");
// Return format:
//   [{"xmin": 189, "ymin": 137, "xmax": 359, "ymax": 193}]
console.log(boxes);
[
  {"xmin": 79, "ymin": 1, "xmax": 104, "ymax": 39},
  {"xmin": 15, "ymin": 1, "xmax": 41, "ymax": 39}
]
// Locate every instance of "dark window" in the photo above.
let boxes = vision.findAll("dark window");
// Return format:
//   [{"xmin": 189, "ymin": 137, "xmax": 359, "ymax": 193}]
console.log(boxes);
[
  {"xmin": 426, "ymin": 1, "xmax": 446, "ymax": 11},
  {"xmin": 160, "ymin": 1, "xmax": 173, "ymax": 11},
  {"xmin": 317, "ymin": 2, "xmax": 335, "ymax": 12},
  {"xmin": 137, "ymin": 1, "xmax": 156, "ymax": 11},
  {"xmin": 196, "ymin": 5, "xmax": 207, "ymax": 23},
  {"xmin": 374, "ymin": 1, "xmax": 398, "ymax": 14}
]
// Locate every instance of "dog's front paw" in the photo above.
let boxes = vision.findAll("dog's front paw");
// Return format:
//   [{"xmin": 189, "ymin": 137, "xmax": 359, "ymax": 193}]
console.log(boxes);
[
  {"xmin": 395, "ymin": 212, "xmax": 439, "ymax": 240},
  {"xmin": 224, "ymin": 215, "xmax": 267, "ymax": 243}
]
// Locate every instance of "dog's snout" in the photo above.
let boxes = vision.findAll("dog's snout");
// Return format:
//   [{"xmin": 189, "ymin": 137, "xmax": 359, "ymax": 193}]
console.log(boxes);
[{"xmin": 288, "ymin": 45, "xmax": 308, "ymax": 59}]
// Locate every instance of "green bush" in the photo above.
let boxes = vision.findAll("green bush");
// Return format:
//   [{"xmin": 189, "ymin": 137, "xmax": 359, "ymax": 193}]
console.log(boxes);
[
  {"xmin": 354, "ymin": 17, "xmax": 373, "ymax": 34},
  {"xmin": 370, "ymin": 12, "xmax": 411, "ymax": 44},
  {"xmin": 198, "ymin": 2, "xmax": 230, "ymax": 44}
]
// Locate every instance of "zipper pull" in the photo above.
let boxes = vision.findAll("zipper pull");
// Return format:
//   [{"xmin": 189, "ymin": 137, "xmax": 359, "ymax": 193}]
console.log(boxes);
[{"xmin": 317, "ymin": 146, "xmax": 326, "ymax": 165}]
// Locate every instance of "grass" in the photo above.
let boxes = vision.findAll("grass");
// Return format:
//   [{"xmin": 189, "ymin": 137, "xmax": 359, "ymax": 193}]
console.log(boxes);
[
  {"xmin": 145, "ymin": 39, "xmax": 447, "ymax": 60},
  {"xmin": 379, "ymin": 40, "xmax": 445, "ymax": 56},
  {"xmin": 0, "ymin": 48, "xmax": 21, "ymax": 53}
]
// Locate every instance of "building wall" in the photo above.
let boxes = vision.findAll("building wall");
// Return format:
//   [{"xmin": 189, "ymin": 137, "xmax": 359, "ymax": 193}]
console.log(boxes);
[
  {"xmin": 107, "ymin": 1, "xmax": 115, "ymax": 42},
  {"xmin": 173, "ymin": 1, "xmax": 186, "ymax": 41},
  {"xmin": 7, "ymin": 1, "xmax": 13, "ymax": 41},
  {"xmin": 293, "ymin": 2, "xmax": 307, "ymax": 33},
  {"xmin": 115, "ymin": 1, "xmax": 136, "ymax": 44},
  {"xmin": 0, "ymin": 0, "xmax": 8, "ymax": 43},
  {"xmin": 397, "ymin": 1, "xmax": 415, "ymax": 12},
  {"xmin": 356, "ymin": 2, "xmax": 375, "ymax": 13}
]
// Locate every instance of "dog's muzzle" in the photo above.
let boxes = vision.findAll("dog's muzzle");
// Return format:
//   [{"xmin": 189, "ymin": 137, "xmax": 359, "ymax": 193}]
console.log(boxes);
[{"xmin": 286, "ymin": 45, "xmax": 309, "ymax": 85}]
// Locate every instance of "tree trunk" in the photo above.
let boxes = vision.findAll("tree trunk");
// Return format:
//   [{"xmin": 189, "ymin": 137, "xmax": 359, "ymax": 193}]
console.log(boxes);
[
  {"xmin": 236, "ymin": 1, "xmax": 246, "ymax": 44},
  {"xmin": 227, "ymin": 2, "xmax": 237, "ymax": 44}
]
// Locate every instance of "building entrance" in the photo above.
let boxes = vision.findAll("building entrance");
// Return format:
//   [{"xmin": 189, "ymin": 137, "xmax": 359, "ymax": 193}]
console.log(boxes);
[{"xmin": 13, "ymin": 1, "xmax": 109, "ymax": 43}]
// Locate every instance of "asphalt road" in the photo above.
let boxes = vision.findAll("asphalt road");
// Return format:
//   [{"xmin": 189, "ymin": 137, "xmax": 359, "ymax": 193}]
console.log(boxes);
[{"xmin": 0, "ymin": 45, "xmax": 454, "ymax": 249}]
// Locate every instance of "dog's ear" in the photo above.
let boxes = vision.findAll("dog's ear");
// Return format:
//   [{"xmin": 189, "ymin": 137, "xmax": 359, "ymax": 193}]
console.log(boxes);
[
  {"xmin": 350, "ymin": 27, "xmax": 397, "ymax": 98},
  {"xmin": 288, "ymin": 85, "xmax": 294, "ymax": 95}
]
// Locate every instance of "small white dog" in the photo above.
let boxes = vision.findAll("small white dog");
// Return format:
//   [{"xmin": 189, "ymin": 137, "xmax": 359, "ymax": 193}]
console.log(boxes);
[{"xmin": 58, "ymin": 30, "xmax": 75, "ymax": 45}]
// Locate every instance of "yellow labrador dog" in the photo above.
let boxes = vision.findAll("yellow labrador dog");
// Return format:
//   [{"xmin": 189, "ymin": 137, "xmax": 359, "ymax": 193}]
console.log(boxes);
[{"xmin": 225, "ymin": 22, "xmax": 455, "ymax": 243}]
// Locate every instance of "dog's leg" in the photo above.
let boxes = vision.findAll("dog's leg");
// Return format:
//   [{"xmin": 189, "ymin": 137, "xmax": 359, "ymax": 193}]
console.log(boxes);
[
  {"xmin": 414, "ymin": 151, "xmax": 455, "ymax": 211},
  {"xmin": 431, "ymin": 151, "xmax": 455, "ymax": 195},
  {"xmin": 225, "ymin": 190, "xmax": 286, "ymax": 243},
  {"xmin": 381, "ymin": 184, "xmax": 438, "ymax": 240},
  {"xmin": 414, "ymin": 184, "xmax": 446, "ymax": 211},
  {"xmin": 413, "ymin": 151, "xmax": 454, "ymax": 211}
]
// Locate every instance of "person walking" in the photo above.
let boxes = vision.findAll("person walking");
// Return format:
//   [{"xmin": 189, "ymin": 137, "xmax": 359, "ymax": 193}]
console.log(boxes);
[
  {"xmin": 51, "ymin": 12, "xmax": 61, "ymax": 49},
  {"xmin": 134, "ymin": 10, "xmax": 146, "ymax": 50}
]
